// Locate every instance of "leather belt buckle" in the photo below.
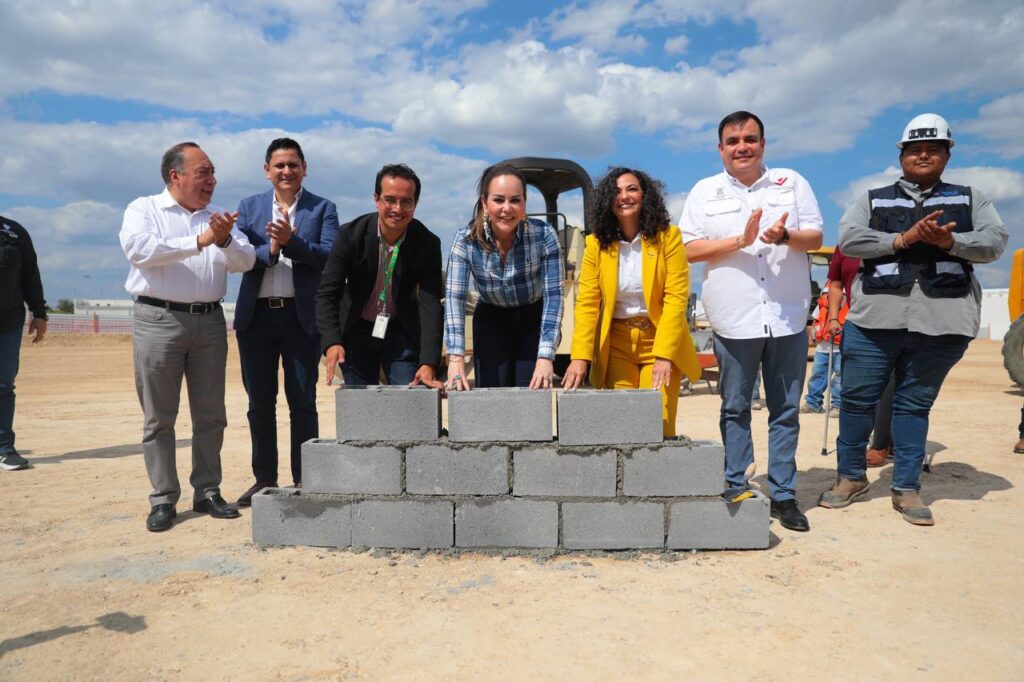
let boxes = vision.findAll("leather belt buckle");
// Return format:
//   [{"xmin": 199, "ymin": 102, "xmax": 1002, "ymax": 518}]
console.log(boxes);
[
  {"xmin": 268, "ymin": 297, "xmax": 286, "ymax": 309},
  {"xmin": 189, "ymin": 302, "xmax": 211, "ymax": 315},
  {"xmin": 622, "ymin": 316, "xmax": 651, "ymax": 329}
]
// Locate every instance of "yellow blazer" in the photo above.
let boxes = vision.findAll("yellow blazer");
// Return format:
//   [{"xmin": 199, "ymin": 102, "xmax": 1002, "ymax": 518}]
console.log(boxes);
[{"xmin": 570, "ymin": 226, "xmax": 701, "ymax": 387}]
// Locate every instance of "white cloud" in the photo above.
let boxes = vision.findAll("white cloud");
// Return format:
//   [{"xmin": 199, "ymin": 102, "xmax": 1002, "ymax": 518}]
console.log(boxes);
[
  {"xmin": 663, "ymin": 35, "xmax": 689, "ymax": 55},
  {"xmin": 959, "ymin": 92, "xmax": 1024, "ymax": 159},
  {"xmin": 547, "ymin": 0, "xmax": 647, "ymax": 53},
  {"xmin": 833, "ymin": 165, "xmax": 1024, "ymax": 208},
  {"xmin": 3, "ymin": 1, "xmax": 1022, "ymax": 160}
]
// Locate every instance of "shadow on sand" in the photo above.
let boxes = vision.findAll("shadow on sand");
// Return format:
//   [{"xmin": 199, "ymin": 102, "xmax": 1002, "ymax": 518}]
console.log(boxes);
[{"xmin": 0, "ymin": 612, "xmax": 146, "ymax": 659}]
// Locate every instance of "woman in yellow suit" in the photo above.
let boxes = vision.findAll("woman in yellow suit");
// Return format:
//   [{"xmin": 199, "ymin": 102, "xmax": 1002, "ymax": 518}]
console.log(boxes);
[{"xmin": 562, "ymin": 168, "xmax": 701, "ymax": 436}]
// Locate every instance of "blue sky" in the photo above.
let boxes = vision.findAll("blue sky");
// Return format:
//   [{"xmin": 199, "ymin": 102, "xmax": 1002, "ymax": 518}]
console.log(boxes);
[{"xmin": 1, "ymin": 0, "xmax": 1021, "ymax": 302}]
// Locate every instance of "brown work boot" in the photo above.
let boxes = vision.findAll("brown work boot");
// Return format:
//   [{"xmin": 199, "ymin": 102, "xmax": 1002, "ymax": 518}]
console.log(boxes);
[
  {"xmin": 892, "ymin": 490, "xmax": 934, "ymax": 526},
  {"xmin": 818, "ymin": 476, "xmax": 870, "ymax": 509},
  {"xmin": 1014, "ymin": 438, "xmax": 1024, "ymax": 454},
  {"xmin": 866, "ymin": 445, "xmax": 891, "ymax": 467}
]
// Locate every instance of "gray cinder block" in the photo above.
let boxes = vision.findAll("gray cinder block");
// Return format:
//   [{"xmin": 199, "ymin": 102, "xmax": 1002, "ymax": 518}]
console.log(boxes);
[
  {"xmin": 562, "ymin": 501, "xmax": 664, "ymax": 550},
  {"xmin": 351, "ymin": 500, "xmax": 453, "ymax": 549},
  {"xmin": 335, "ymin": 385, "xmax": 440, "ymax": 442},
  {"xmin": 302, "ymin": 440, "xmax": 402, "ymax": 494},
  {"xmin": 513, "ymin": 446, "xmax": 616, "ymax": 497},
  {"xmin": 623, "ymin": 443, "xmax": 725, "ymax": 496},
  {"xmin": 447, "ymin": 388, "xmax": 553, "ymax": 442},
  {"xmin": 455, "ymin": 499, "xmax": 558, "ymax": 548},
  {"xmin": 406, "ymin": 443, "xmax": 509, "ymax": 495},
  {"xmin": 252, "ymin": 488, "xmax": 352, "ymax": 547},
  {"xmin": 556, "ymin": 390, "xmax": 662, "ymax": 445},
  {"xmin": 667, "ymin": 491, "xmax": 770, "ymax": 550}
]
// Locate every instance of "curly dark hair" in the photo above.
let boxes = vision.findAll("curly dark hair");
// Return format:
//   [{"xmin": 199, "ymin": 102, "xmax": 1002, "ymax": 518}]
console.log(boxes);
[{"xmin": 588, "ymin": 167, "xmax": 671, "ymax": 248}]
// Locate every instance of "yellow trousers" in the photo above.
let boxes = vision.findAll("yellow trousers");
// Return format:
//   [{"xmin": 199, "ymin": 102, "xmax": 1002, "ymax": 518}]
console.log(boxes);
[{"xmin": 605, "ymin": 319, "xmax": 681, "ymax": 437}]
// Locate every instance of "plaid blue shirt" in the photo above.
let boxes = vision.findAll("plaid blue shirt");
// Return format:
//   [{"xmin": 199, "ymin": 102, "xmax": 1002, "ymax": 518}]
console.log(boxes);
[{"xmin": 445, "ymin": 218, "xmax": 564, "ymax": 359}]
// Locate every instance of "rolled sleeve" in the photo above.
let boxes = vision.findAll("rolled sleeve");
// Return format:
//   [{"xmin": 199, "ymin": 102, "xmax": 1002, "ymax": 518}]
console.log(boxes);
[
  {"xmin": 443, "ymin": 231, "xmax": 471, "ymax": 357},
  {"xmin": 536, "ymin": 225, "xmax": 565, "ymax": 359}
]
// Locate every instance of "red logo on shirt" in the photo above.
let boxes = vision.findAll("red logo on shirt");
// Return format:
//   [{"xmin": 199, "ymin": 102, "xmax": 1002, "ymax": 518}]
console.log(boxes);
[{"xmin": 775, "ymin": 177, "xmax": 788, "ymax": 186}]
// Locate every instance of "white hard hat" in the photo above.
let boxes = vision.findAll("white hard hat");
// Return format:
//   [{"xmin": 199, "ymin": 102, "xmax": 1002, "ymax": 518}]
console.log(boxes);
[{"xmin": 898, "ymin": 113, "xmax": 955, "ymax": 149}]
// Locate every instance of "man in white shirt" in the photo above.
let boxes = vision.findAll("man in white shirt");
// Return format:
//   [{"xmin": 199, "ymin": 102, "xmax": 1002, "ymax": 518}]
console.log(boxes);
[
  {"xmin": 120, "ymin": 142, "xmax": 256, "ymax": 532},
  {"xmin": 679, "ymin": 111, "xmax": 823, "ymax": 532}
]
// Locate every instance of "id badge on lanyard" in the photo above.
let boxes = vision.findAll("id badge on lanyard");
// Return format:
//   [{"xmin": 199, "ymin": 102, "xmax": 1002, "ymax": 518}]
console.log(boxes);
[
  {"xmin": 372, "ymin": 313, "xmax": 389, "ymax": 339},
  {"xmin": 373, "ymin": 237, "xmax": 402, "ymax": 339}
]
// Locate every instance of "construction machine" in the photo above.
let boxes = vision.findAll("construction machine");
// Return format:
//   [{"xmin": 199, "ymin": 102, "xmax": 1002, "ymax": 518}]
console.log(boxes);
[{"xmin": 1003, "ymin": 248, "xmax": 1024, "ymax": 386}]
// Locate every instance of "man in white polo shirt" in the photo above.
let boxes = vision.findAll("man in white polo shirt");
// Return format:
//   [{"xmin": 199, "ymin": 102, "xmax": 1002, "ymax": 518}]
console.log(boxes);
[
  {"xmin": 120, "ymin": 142, "xmax": 256, "ymax": 533},
  {"xmin": 679, "ymin": 111, "xmax": 823, "ymax": 532}
]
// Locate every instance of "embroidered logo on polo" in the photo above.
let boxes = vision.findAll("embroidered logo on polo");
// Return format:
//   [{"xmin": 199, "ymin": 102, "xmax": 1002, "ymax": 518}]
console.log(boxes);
[{"xmin": 774, "ymin": 177, "xmax": 788, "ymax": 186}]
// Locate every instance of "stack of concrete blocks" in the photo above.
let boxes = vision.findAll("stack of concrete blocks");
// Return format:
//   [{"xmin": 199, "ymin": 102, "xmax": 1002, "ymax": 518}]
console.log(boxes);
[{"xmin": 253, "ymin": 386, "xmax": 769, "ymax": 551}]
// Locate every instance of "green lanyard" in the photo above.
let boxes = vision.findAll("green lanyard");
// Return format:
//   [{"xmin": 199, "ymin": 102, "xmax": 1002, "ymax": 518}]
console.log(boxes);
[{"xmin": 377, "ymin": 237, "xmax": 403, "ymax": 310}]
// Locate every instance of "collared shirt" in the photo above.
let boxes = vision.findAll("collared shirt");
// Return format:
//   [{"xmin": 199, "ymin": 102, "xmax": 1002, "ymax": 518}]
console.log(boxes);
[
  {"xmin": 360, "ymin": 222, "xmax": 402, "ymax": 321},
  {"xmin": 120, "ymin": 188, "xmax": 255, "ymax": 302},
  {"xmin": 839, "ymin": 178, "xmax": 1007, "ymax": 337},
  {"xmin": 257, "ymin": 188, "xmax": 302, "ymax": 298},
  {"xmin": 613, "ymin": 232, "xmax": 648, "ymax": 319},
  {"xmin": 680, "ymin": 166, "xmax": 823, "ymax": 339},
  {"xmin": 445, "ymin": 218, "xmax": 564, "ymax": 359}
]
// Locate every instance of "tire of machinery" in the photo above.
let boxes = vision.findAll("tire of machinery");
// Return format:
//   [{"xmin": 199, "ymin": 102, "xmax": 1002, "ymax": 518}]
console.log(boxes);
[{"xmin": 1002, "ymin": 314, "xmax": 1024, "ymax": 387}]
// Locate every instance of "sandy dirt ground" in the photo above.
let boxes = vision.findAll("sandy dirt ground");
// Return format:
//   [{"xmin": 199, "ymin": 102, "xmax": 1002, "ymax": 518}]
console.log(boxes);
[{"xmin": 1, "ymin": 335, "xmax": 1022, "ymax": 681}]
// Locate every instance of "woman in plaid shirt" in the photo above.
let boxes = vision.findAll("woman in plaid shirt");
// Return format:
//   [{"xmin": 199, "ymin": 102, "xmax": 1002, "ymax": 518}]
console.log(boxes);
[{"xmin": 445, "ymin": 164, "xmax": 564, "ymax": 390}]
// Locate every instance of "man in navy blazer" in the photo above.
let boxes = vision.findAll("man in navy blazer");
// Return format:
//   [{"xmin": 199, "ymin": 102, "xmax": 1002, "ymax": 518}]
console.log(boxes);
[{"xmin": 234, "ymin": 138, "xmax": 339, "ymax": 506}]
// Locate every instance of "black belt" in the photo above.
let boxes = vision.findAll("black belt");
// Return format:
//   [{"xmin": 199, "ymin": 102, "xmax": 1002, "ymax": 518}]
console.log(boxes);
[
  {"xmin": 137, "ymin": 295, "xmax": 221, "ymax": 315},
  {"xmin": 256, "ymin": 297, "xmax": 294, "ymax": 309}
]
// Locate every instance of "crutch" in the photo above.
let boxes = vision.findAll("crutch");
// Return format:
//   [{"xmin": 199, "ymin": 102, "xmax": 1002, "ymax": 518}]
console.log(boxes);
[{"xmin": 820, "ymin": 336, "xmax": 836, "ymax": 456}]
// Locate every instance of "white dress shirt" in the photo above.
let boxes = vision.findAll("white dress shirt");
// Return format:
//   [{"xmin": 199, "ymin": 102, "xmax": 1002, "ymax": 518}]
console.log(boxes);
[
  {"xmin": 612, "ymin": 232, "xmax": 648, "ymax": 319},
  {"xmin": 257, "ymin": 189, "xmax": 301, "ymax": 298},
  {"xmin": 679, "ymin": 167, "xmax": 823, "ymax": 339},
  {"xmin": 120, "ymin": 188, "xmax": 255, "ymax": 302}
]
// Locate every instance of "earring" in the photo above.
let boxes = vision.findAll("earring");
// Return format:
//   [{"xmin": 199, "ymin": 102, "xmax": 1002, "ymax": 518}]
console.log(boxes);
[{"xmin": 482, "ymin": 213, "xmax": 490, "ymax": 231}]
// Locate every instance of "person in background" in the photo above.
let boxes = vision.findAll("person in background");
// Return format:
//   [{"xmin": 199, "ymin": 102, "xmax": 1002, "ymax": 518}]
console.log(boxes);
[
  {"xmin": 445, "ymin": 164, "xmax": 564, "ymax": 390},
  {"xmin": 802, "ymin": 280, "xmax": 843, "ymax": 415},
  {"xmin": 562, "ymin": 168, "xmax": 701, "ymax": 436},
  {"xmin": 0, "ymin": 215, "xmax": 47, "ymax": 471}
]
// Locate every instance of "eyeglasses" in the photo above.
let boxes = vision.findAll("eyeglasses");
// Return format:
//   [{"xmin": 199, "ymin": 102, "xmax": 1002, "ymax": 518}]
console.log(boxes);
[{"xmin": 377, "ymin": 195, "xmax": 416, "ymax": 211}]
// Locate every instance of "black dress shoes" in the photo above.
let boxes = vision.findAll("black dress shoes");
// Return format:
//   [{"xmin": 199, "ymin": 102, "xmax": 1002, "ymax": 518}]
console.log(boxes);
[
  {"xmin": 193, "ymin": 494, "xmax": 241, "ymax": 519},
  {"xmin": 237, "ymin": 481, "xmax": 276, "ymax": 507},
  {"xmin": 147, "ymin": 504, "xmax": 177, "ymax": 532},
  {"xmin": 770, "ymin": 499, "xmax": 810, "ymax": 532}
]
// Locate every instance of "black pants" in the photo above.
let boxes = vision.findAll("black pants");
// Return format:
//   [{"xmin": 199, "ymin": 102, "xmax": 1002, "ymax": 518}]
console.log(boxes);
[{"xmin": 472, "ymin": 299, "xmax": 542, "ymax": 387}]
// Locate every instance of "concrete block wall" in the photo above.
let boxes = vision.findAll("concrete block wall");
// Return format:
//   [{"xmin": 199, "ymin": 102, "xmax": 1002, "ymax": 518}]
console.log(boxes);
[
  {"xmin": 252, "ymin": 388, "xmax": 769, "ymax": 551},
  {"xmin": 253, "ymin": 436, "xmax": 770, "ymax": 551}
]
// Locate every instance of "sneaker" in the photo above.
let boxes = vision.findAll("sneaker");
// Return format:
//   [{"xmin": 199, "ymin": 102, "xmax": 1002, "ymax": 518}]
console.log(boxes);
[
  {"xmin": 818, "ymin": 476, "xmax": 871, "ymax": 508},
  {"xmin": 866, "ymin": 445, "xmax": 891, "ymax": 467},
  {"xmin": 892, "ymin": 490, "xmax": 934, "ymax": 526},
  {"xmin": 0, "ymin": 451, "xmax": 30, "ymax": 471},
  {"xmin": 800, "ymin": 403, "xmax": 825, "ymax": 414}
]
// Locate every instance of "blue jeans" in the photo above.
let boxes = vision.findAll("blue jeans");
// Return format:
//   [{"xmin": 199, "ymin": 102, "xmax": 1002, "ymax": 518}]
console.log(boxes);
[
  {"xmin": 0, "ymin": 316, "xmax": 24, "ymax": 456},
  {"xmin": 805, "ymin": 348, "xmax": 841, "ymax": 410},
  {"xmin": 237, "ymin": 304, "xmax": 320, "ymax": 486},
  {"xmin": 837, "ymin": 322, "xmax": 969, "ymax": 491},
  {"xmin": 341, "ymin": 319, "xmax": 419, "ymax": 386},
  {"xmin": 714, "ymin": 331, "xmax": 808, "ymax": 502}
]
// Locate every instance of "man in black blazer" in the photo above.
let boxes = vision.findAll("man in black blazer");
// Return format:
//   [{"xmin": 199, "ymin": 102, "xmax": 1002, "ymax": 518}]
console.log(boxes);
[
  {"xmin": 234, "ymin": 138, "xmax": 339, "ymax": 505},
  {"xmin": 316, "ymin": 164, "xmax": 443, "ymax": 387}
]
